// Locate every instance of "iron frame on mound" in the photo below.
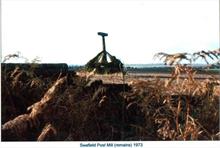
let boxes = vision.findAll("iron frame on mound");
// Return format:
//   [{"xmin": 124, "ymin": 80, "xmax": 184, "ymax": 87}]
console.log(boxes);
[{"xmin": 85, "ymin": 32, "xmax": 124, "ymax": 74}]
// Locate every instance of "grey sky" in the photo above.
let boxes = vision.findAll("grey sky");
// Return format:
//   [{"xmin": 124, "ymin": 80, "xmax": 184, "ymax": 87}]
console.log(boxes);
[{"xmin": 2, "ymin": 0, "xmax": 219, "ymax": 64}]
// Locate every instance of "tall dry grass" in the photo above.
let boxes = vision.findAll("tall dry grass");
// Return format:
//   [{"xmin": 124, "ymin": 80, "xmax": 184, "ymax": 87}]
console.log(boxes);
[
  {"xmin": 1, "ymin": 49, "xmax": 219, "ymax": 141},
  {"xmin": 133, "ymin": 49, "xmax": 220, "ymax": 140}
]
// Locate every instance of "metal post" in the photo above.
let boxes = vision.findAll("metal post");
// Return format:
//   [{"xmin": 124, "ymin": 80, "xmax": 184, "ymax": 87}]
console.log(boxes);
[{"xmin": 98, "ymin": 32, "xmax": 108, "ymax": 63}]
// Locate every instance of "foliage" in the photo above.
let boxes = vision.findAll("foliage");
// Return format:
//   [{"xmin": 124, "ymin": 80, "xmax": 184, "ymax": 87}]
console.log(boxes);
[
  {"xmin": 154, "ymin": 48, "xmax": 220, "ymax": 66},
  {"xmin": 1, "ymin": 49, "xmax": 219, "ymax": 141},
  {"xmin": 149, "ymin": 48, "xmax": 220, "ymax": 140}
]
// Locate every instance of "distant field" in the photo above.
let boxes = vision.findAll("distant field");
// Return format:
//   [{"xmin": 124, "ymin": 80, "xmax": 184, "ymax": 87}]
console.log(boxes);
[
  {"xmin": 78, "ymin": 71, "xmax": 220, "ymax": 84},
  {"xmin": 68, "ymin": 64, "xmax": 220, "ymax": 75},
  {"xmin": 125, "ymin": 66, "xmax": 220, "ymax": 75}
]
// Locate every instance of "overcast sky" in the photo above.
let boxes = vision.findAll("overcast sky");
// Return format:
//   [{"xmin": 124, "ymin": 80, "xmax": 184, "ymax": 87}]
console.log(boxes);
[{"xmin": 2, "ymin": 0, "xmax": 219, "ymax": 64}]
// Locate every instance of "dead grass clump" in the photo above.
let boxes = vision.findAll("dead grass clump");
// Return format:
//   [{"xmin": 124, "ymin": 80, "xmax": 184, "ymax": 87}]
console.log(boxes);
[
  {"xmin": 2, "ymin": 76, "xmax": 69, "ymax": 140},
  {"xmin": 132, "ymin": 74, "xmax": 219, "ymax": 140},
  {"xmin": 133, "ymin": 53, "xmax": 219, "ymax": 140},
  {"xmin": 37, "ymin": 123, "xmax": 57, "ymax": 141},
  {"xmin": 2, "ymin": 114, "xmax": 35, "ymax": 141}
]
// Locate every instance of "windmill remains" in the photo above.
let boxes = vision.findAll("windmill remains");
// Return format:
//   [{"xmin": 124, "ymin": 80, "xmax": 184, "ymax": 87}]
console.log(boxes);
[{"xmin": 85, "ymin": 32, "xmax": 123, "ymax": 74}]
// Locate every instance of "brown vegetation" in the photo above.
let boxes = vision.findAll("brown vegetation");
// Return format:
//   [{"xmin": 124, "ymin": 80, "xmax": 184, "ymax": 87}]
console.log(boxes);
[
  {"xmin": 1, "ymin": 63, "xmax": 219, "ymax": 141},
  {"xmin": 1, "ymin": 49, "xmax": 219, "ymax": 141}
]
